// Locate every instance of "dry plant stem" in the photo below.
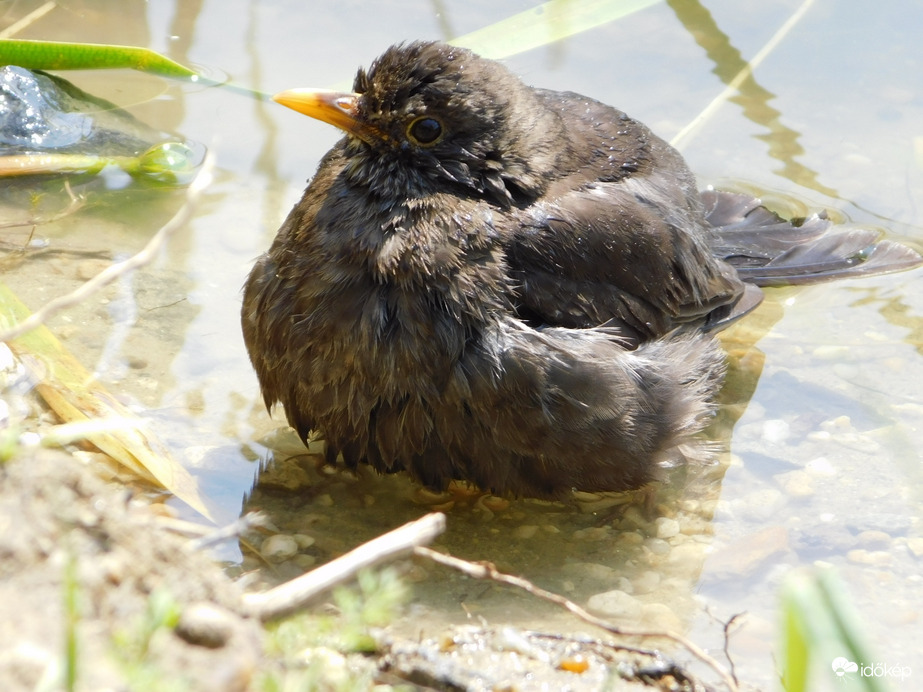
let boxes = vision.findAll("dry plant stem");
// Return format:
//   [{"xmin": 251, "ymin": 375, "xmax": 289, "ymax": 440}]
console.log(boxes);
[
  {"xmin": 244, "ymin": 512, "xmax": 446, "ymax": 622},
  {"xmin": 414, "ymin": 546, "xmax": 739, "ymax": 692},
  {"xmin": 0, "ymin": 156, "xmax": 214, "ymax": 343}
]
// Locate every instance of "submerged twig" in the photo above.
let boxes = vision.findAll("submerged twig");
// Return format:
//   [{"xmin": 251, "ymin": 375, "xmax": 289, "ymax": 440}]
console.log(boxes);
[
  {"xmin": 722, "ymin": 612, "xmax": 745, "ymax": 686},
  {"xmin": 414, "ymin": 545, "xmax": 740, "ymax": 692},
  {"xmin": 0, "ymin": 154, "xmax": 214, "ymax": 343},
  {"xmin": 244, "ymin": 512, "xmax": 446, "ymax": 622}
]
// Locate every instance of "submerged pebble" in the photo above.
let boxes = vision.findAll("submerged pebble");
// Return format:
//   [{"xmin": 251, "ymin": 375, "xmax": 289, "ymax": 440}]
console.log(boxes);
[
  {"xmin": 260, "ymin": 534, "xmax": 299, "ymax": 563},
  {"xmin": 847, "ymin": 549, "xmax": 892, "ymax": 566},
  {"xmin": 632, "ymin": 570, "xmax": 661, "ymax": 595},
  {"xmin": 175, "ymin": 602, "xmax": 236, "ymax": 648},
  {"xmin": 640, "ymin": 602, "xmax": 683, "ymax": 631},
  {"xmin": 774, "ymin": 470, "xmax": 814, "ymax": 498},
  {"xmin": 572, "ymin": 526, "xmax": 610, "ymax": 542},
  {"xmin": 761, "ymin": 419, "xmax": 790, "ymax": 443},
  {"xmin": 654, "ymin": 517, "xmax": 680, "ymax": 539},
  {"xmin": 585, "ymin": 589, "xmax": 642, "ymax": 621},
  {"xmin": 512, "ymin": 525, "xmax": 539, "ymax": 539}
]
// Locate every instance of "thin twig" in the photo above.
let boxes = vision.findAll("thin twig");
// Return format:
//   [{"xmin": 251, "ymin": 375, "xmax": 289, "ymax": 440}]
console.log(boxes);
[
  {"xmin": 244, "ymin": 512, "xmax": 446, "ymax": 622},
  {"xmin": 0, "ymin": 155, "xmax": 214, "ymax": 343},
  {"xmin": 722, "ymin": 612, "xmax": 745, "ymax": 687},
  {"xmin": 414, "ymin": 545, "xmax": 739, "ymax": 692}
]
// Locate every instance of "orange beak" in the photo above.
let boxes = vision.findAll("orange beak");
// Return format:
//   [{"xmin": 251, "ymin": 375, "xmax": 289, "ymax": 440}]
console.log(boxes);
[{"xmin": 272, "ymin": 88, "xmax": 387, "ymax": 145}]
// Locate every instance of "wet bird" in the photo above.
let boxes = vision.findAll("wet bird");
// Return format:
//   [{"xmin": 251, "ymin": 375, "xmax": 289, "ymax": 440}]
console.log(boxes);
[{"xmin": 242, "ymin": 41, "xmax": 921, "ymax": 498}]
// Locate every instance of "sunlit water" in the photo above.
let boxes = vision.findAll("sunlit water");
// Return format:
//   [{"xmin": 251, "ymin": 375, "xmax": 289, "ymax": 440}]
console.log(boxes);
[{"xmin": 2, "ymin": 1, "xmax": 921, "ymax": 689}]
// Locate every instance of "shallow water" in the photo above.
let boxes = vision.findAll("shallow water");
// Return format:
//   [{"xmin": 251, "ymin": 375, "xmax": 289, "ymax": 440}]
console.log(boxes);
[{"xmin": 2, "ymin": 0, "xmax": 922, "ymax": 689}]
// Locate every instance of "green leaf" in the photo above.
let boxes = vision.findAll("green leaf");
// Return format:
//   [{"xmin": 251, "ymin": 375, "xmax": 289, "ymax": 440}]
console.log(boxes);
[{"xmin": 0, "ymin": 38, "xmax": 197, "ymax": 77}]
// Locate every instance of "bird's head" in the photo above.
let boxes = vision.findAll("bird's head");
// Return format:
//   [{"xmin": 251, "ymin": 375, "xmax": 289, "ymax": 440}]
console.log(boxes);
[{"xmin": 274, "ymin": 41, "xmax": 565, "ymax": 207}]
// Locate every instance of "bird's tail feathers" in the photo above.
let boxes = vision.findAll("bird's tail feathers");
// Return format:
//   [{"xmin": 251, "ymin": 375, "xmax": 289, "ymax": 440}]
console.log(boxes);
[{"xmin": 702, "ymin": 189, "xmax": 923, "ymax": 286}]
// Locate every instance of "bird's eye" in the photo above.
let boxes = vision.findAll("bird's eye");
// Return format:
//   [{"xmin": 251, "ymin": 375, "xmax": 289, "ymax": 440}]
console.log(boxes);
[{"xmin": 406, "ymin": 116, "xmax": 444, "ymax": 146}]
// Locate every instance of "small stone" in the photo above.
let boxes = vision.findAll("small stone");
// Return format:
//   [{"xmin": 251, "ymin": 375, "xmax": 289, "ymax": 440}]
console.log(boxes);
[
  {"xmin": 512, "ymin": 525, "xmax": 539, "ymax": 539},
  {"xmin": 314, "ymin": 493, "xmax": 335, "ymax": 507},
  {"xmin": 292, "ymin": 533, "xmax": 316, "ymax": 549},
  {"xmin": 654, "ymin": 517, "xmax": 680, "ymax": 539},
  {"xmin": 257, "ymin": 459, "xmax": 312, "ymax": 492},
  {"xmin": 804, "ymin": 457, "xmax": 836, "ymax": 477},
  {"xmin": 644, "ymin": 538, "xmax": 671, "ymax": 555},
  {"xmin": 292, "ymin": 554, "xmax": 317, "ymax": 569},
  {"xmin": 641, "ymin": 602, "xmax": 683, "ymax": 631},
  {"xmin": 762, "ymin": 419, "xmax": 790, "ymax": 443},
  {"xmin": 585, "ymin": 589, "xmax": 642, "ymax": 621},
  {"xmin": 574, "ymin": 491, "xmax": 632, "ymax": 513},
  {"xmin": 707, "ymin": 526, "xmax": 790, "ymax": 581},
  {"xmin": 666, "ymin": 542, "xmax": 707, "ymax": 572},
  {"xmin": 632, "ymin": 570, "xmax": 661, "ymax": 595},
  {"xmin": 614, "ymin": 530, "xmax": 644, "ymax": 547},
  {"xmin": 175, "ymin": 602, "xmax": 236, "ymax": 648},
  {"xmin": 813, "ymin": 345, "xmax": 851, "ymax": 360},
  {"xmin": 775, "ymin": 470, "xmax": 814, "ymax": 498},
  {"xmin": 821, "ymin": 415, "xmax": 852, "ymax": 431},
  {"xmin": 563, "ymin": 562, "xmax": 617, "ymax": 583},
  {"xmin": 856, "ymin": 530, "xmax": 891, "ymax": 549},
  {"xmin": 847, "ymin": 549, "xmax": 892, "ymax": 566},
  {"xmin": 572, "ymin": 526, "xmax": 610, "ymax": 542},
  {"xmin": 679, "ymin": 516, "xmax": 713, "ymax": 537},
  {"xmin": 260, "ymin": 534, "xmax": 299, "ymax": 563}
]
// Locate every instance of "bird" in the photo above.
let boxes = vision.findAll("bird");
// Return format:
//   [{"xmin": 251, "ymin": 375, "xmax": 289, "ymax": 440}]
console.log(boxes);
[{"xmin": 241, "ymin": 41, "xmax": 922, "ymax": 499}]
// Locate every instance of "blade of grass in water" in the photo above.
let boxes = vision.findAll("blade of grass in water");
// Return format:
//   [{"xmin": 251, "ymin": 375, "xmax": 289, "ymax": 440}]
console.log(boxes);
[
  {"xmin": 450, "ymin": 0, "xmax": 662, "ymax": 59},
  {"xmin": 780, "ymin": 569, "xmax": 885, "ymax": 692},
  {"xmin": 0, "ymin": 38, "xmax": 272, "ymax": 99},
  {"xmin": 0, "ymin": 143, "xmax": 198, "ymax": 184},
  {"xmin": 0, "ymin": 38, "xmax": 197, "ymax": 77},
  {"xmin": 0, "ymin": 283, "xmax": 215, "ymax": 522}
]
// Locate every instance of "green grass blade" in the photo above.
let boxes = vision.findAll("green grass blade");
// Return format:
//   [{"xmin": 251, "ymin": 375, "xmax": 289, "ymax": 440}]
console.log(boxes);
[
  {"xmin": 450, "ymin": 0, "xmax": 662, "ymax": 59},
  {"xmin": 0, "ymin": 38, "xmax": 197, "ymax": 78},
  {"xmin": 780, "ymin": 569, "xmax": 891, "ymax": 692}
]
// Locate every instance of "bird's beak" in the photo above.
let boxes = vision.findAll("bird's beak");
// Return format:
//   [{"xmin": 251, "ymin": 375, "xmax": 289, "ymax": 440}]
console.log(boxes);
[{"xmin": 272, "ymin": 88, "xmax": 386, "ymax": 145}]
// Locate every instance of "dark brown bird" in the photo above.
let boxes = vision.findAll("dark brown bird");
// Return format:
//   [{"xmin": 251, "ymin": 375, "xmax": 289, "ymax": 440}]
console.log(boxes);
[{"xmin": 242, "ymin": 41, "xmax": 921, "ymax": 498}]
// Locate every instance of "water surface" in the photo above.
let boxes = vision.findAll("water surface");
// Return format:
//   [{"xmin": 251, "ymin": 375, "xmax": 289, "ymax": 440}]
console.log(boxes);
[{"xmin": 2, "ymin": 1, "xmax": 921, "ymax": 689}]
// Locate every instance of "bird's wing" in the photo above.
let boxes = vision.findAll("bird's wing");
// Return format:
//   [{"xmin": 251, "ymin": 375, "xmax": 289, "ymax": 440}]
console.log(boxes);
[{"xmin": 506, "ymin": 175, "xmax": 751, "ymax": 343}]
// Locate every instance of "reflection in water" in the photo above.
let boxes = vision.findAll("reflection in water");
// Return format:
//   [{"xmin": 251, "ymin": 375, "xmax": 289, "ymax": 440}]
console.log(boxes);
[
  {"xmin": 667, "ymin": 0, "xmax": 839, "ymax": 198},
  {"xmin": 849, "ymin": 285, "xmax": 923, "ymax": 356}
]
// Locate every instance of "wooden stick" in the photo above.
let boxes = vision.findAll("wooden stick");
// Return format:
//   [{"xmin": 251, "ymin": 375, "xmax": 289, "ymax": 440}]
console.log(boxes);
[{"xmin": 244, "ymin": 512, "xmax": 446, "ymax": 622}]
